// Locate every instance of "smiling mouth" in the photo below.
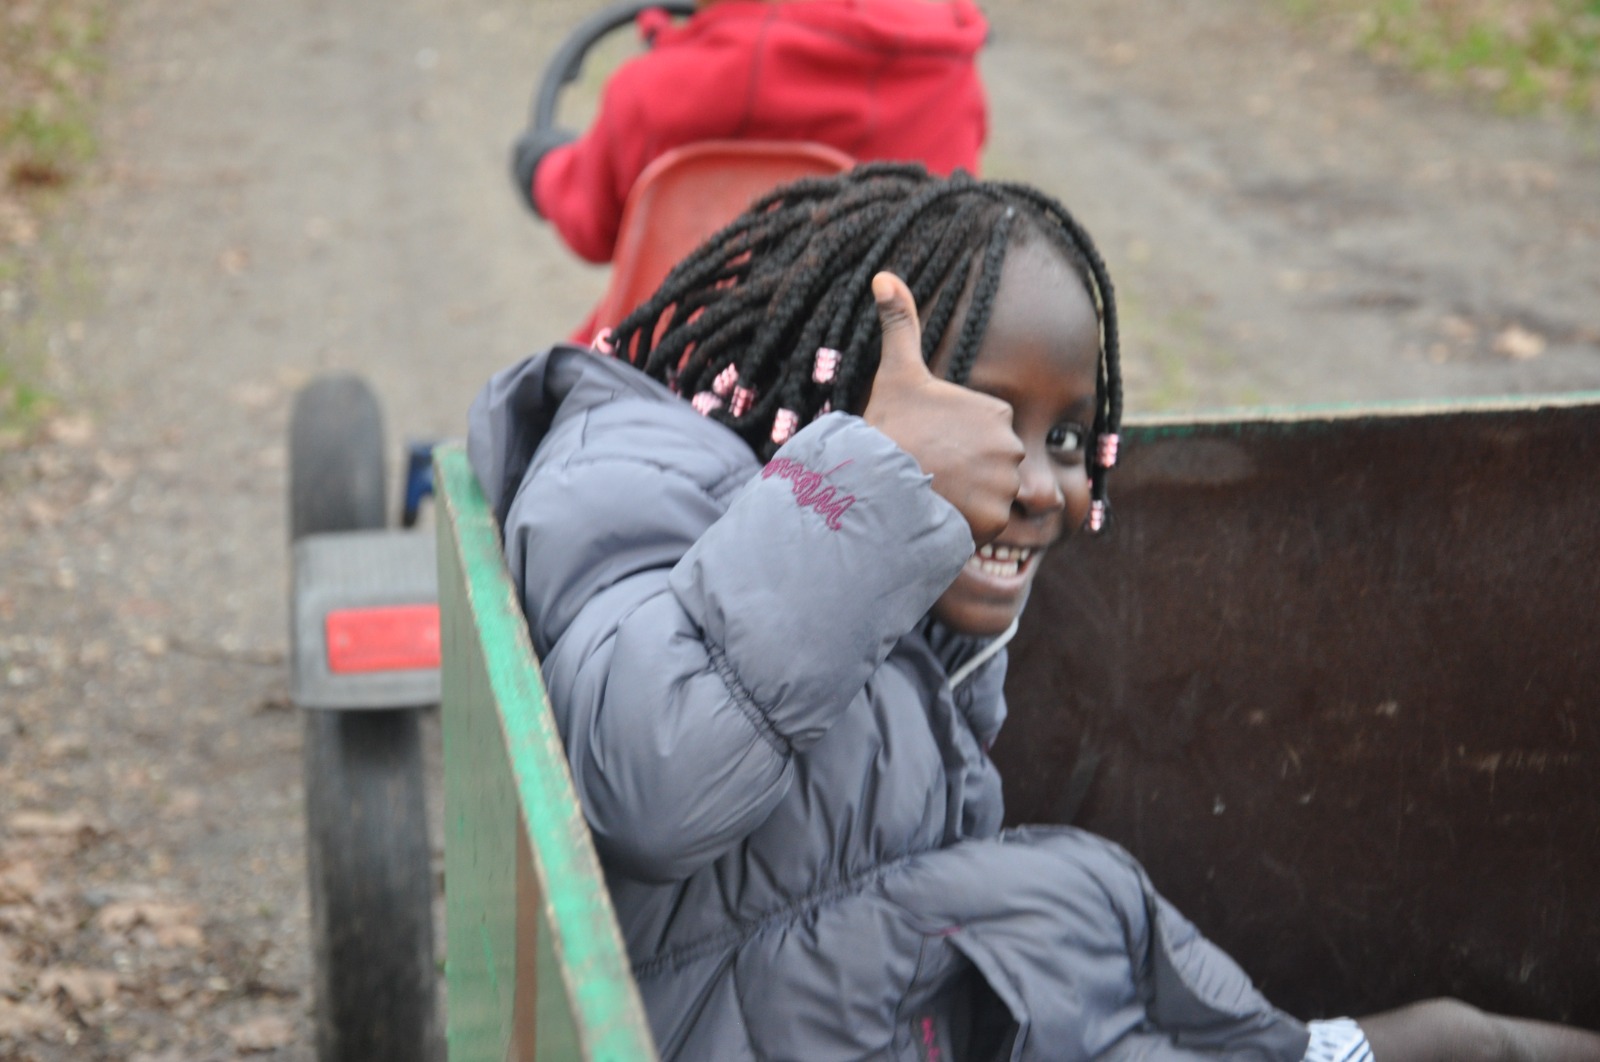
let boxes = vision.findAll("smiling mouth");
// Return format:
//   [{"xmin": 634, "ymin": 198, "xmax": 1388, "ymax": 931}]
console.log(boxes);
[{"xmin": 964, "ymin": 543, "xmax": 1037, "ymax": 580}]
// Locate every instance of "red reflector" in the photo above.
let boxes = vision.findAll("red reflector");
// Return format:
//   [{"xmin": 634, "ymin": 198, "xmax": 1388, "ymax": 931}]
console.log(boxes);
[{"xmin": 325, "ymin": 605, "xmax": 441, "ymax": 674}]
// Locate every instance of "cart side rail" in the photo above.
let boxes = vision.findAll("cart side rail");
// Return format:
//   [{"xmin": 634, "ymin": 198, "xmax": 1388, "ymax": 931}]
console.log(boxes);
[{"xmin": 434, "ymin": 442, "xmax": 658, "ymax": 1062}]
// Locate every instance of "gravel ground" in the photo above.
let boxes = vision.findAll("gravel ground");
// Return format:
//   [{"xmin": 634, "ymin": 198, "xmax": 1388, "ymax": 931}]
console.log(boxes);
[{"xmin": 1, "ymin": 0, "xmax": 1596, "ymax": 1058}]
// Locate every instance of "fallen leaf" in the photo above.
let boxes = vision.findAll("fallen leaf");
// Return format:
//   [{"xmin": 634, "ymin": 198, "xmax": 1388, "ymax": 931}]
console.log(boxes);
[
  {"xmin": 7, "ymin": 810, "xmax": 99, "ymax": 839},
  {"xmin": 152, "ymin": 923, "xmax": 204, "ymax": 950},
  {"xmin": 0, "ymin": 939, "xmax": 23, "ymax": 997},
  {"xmin": 44, "ymin": 414, "xmax": 95, "ymax": 447},
  {"xmin": 95, "ymin": 900, "xmax": 204, "ymax": 949},
  {"xmin": 95, "ymin": 899, "xmax": 197, "ymax": 932},
  {"xmin": 163, "ymin": 789, "xmax": 203, "ymax": 815},
  {"xmin": 1, "ymin": 209, "xmax": 39, "ymax": 247},
  {"xmin": 8, "ymin": 160, "xmax": 68, "ymax": 189},
  {"xmin": 230, "ymin": 381, "xmax": 276, "ymax": 409},
  {"xmin": 0, "ymin": 904, "xmax": 40, "ymax": 934},
  {"xmin": 38, "ymin": 966, "xmax": 120, "ymax": 1009},
  {"xmin": 41, "ymin": 733, "xmax": 89, "ymax": 761},
  {"xmin": 22, "ymin": 496, "xmax": 63, "ymax": 528},
  {"xmin": 77, "ymin": 641, "xmax": 112, "ymax": 667},
  {"xmin": 1438, "ymin": 315, "xmax": 1476, "ymax": 341},
  {"xmin": 1499, "ymin": 161, "xmax": 1559, "ymax": 194},
  {"xmin": 0, "ymin": 998, "xmax": 62, "ymax": 1038},
  {"xmin": 1494, "ymin": 324, "xmax": 1546, "ymax": 360},
  {"xmin": 0, "ymin": 860, "xmax": 42, "ymax": 904},
  {"xmin": 155, "ymin": 981, "xmax": 191, "ymax": 1006},
  {"xmin": 228, "ymin": 1013, "xmax": 295, "ymax": 1053}
]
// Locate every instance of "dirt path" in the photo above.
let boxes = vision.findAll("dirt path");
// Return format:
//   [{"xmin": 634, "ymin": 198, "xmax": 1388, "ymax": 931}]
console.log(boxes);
[
  {"xmin": 1, "ymin": 0, "xmax": 1596, "ymax": 1058},
  {"xmin": 985, "ymin": 0, "xmax": 1600, "ymax": 410}
]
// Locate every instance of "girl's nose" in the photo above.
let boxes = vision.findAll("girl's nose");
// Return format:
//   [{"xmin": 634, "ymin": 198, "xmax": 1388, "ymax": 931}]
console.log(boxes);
[{"xmin": 1014, "ymin": 450, "xmax": 1067, "ymax": 516}]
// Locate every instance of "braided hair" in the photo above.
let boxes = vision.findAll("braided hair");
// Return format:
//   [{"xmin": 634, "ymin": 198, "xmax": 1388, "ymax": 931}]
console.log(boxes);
[{"xmin": 609, "ymin": 163, "xmax": 1124, "ymax": 530}]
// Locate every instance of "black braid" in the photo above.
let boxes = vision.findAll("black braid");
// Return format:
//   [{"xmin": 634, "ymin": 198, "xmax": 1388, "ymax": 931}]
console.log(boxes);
[
  {"xmin": 607, "ymin": 164, "xmax": 1124, "ymax": 529},
  {"xmin": 988, "ymin": 181, "xmax": 1123, "ymax": 523},
  {"xmin": 943, "ymin": 205, "xmax": 1015, "ymax": 386}
]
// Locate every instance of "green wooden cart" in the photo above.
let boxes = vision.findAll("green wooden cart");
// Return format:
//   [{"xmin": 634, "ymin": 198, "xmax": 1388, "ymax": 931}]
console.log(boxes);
[
  {"xmin": 427, "ymin": 392, "xmax": 1600, "ymax": 1062},
  {"xmin": 434, "ymin": 443, "xmax": 658, "ymax": 1062}
]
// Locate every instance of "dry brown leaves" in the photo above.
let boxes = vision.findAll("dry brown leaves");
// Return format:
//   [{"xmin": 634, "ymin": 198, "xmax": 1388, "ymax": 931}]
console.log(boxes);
[
  {"xmin": 0, "ymin": 808, "xmax": 226, "ymax": 1059},
  {"xmin": 227, "ymin": 1014, "xmax": 296, "ymax": 1054}
]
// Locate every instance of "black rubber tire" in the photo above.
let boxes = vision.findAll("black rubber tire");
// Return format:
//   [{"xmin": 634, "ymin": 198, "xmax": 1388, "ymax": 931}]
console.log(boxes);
[
  {"xmin": 289, "ymin": 374, "xmax": 387, "ymax": 540},
  {"xmin": 289, "ymin": 375, "xmax": 438, "ymax": 1062},
  {"xmin": 301, "ymin": 710, "xmax": 436, "ymax": 1062}
]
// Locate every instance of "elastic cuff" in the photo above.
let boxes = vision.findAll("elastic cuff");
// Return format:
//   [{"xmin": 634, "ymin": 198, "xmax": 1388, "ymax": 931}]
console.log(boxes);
[
  {"xmin": 1303, "ymin": 1018, "xmax": 1374, "ymax": 1062},
  {"xmin": 510, "ymin": 126, "xmax": 577, "ymax": 217},
  {"xmin": 706, "ymin": 640, "xmax": 791, "ymax": 757}
]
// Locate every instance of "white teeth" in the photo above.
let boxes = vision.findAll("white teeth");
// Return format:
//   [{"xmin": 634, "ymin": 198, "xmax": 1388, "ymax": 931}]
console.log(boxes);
[
  {"xmin": 967, "ymin": 545, "xmax": 1034, "ymax": 578},
  {"xmin": 976, "ymin": 544, "xmax": 1032, "ymax": 563}
]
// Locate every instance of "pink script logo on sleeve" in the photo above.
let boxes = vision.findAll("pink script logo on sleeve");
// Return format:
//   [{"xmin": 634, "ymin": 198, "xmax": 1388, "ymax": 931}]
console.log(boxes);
[{"xmin": 760, "ymin": 457, "xmax": 856, "ymax": 531}]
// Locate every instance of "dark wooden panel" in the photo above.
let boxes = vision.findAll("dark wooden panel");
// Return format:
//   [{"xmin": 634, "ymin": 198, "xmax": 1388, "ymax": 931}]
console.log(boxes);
[{"xmin": 999, "ymin": 398, "xmax": 1600, "ymax": 1028}]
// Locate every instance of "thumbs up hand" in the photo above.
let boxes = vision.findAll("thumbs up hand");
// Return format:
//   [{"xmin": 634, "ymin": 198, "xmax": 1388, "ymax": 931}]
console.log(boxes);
[{"xmin": 862, "ymin": 272, "xmax": 1023, "ymax": 545}]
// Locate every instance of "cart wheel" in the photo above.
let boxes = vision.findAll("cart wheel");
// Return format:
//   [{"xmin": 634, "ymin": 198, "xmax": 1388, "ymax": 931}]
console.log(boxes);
[{"xmin": 289, "ymin": 375, "xmax": 438, "ymax": 1062}]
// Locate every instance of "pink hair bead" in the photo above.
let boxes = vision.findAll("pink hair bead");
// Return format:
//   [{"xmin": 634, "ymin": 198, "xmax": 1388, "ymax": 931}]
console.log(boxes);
[
  {"xmin": 771, "ymin": 409, "xmax": 799, "ymax": 445},
  {"xmin": 819, "ymin": 401, "xmax": 832, "ymax": 415},
  {"xmin": 1087, "ymin": 499, "xmax": 1108, "ymax": 533},
  {"xmin": 590, "ymin": 327, "xmax": 616, "ymax": 356},
  {"xmin": 813, "ymin": 347, "xmax": 841, "ymax": 384},
  {"xmin": 713, "ymin": 364, "xmax": 739, "ymax": 397},
  {"xmin": 730, "ymin": 385, "xmax": 756, "ymax": 417},
  {"xmin": 1097, "ymin": 432, "xmax": 1120, "ymax": 469},
  {"xmin": 691, "ymin": 392, "xmax": 722, "ymax": 416}
]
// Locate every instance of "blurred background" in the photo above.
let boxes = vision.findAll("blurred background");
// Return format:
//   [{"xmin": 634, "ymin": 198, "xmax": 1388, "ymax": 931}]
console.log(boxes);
[{"xmin": 1, "ymin": 0, "xmax": 1596, "ymax": 1057}]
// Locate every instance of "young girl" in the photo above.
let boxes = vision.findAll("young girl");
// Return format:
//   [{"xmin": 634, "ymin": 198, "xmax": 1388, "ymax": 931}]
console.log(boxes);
[
  {"xmin": 468, "ymin": 166, "xmax": 1600, "ymax": 1061},
  {"xmin": 513, "ymin": 0, "xmax": 989, "ymax": 265}
]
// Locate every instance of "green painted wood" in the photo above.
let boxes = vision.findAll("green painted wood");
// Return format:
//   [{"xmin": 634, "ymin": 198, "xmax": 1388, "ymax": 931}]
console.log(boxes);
[{"xmin": 436, "ymin": 443, "xmax": 658, "ymax": 1062}]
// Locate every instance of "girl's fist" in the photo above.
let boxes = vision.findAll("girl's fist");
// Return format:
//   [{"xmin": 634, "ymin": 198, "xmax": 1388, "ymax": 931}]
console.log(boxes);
[{"xmin": 862, "ymin": 272, "xmax": 1023, "ymax": 544}]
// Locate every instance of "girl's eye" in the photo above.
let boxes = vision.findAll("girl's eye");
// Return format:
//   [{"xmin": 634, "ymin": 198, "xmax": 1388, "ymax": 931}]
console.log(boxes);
[{"xmin": 1046, "ymin": 422, "xmax": 1087, "ymax": 457}]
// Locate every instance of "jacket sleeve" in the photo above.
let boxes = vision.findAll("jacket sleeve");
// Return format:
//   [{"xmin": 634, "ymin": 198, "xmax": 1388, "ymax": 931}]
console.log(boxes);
[
  {"xmin": 530, "ymin": 28, "xmax": 748, "ymax": 264},
  {"xmin": 530, "ymin": 63, "xmax": 655, "ymax": 264},
  {"xmin": 521, "ymin": 414, "xmax": 973, "ymax": 882}
]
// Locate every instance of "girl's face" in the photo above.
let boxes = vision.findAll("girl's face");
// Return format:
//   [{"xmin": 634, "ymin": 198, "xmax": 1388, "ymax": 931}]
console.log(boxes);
[{"xmin": 930, "ymin": 239, "xmax": 1100, "ymax": 637}]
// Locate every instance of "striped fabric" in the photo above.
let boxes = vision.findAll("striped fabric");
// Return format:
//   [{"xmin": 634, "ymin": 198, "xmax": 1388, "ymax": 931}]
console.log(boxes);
[{"xmin": 1304, "ymin": 1018, "xmax": 1375, "ymax": 1062}]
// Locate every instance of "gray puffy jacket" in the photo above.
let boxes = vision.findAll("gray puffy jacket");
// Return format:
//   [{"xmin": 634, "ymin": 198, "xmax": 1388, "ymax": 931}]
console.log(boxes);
[{"xmin": 469, "ymin": 348, "xmax": 1309, "ymax": 1062}]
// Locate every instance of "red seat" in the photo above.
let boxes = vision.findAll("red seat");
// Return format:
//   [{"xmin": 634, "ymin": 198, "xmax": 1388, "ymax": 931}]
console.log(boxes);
[{"xmin": 581, "ymin": 140, "xmax": 854, "ymax": 342}]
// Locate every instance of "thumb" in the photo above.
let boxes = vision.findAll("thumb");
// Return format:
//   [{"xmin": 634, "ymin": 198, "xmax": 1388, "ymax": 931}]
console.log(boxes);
[{"xmin": 872, "ymin": 271, "xmax": 929, "ymax": 383}]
